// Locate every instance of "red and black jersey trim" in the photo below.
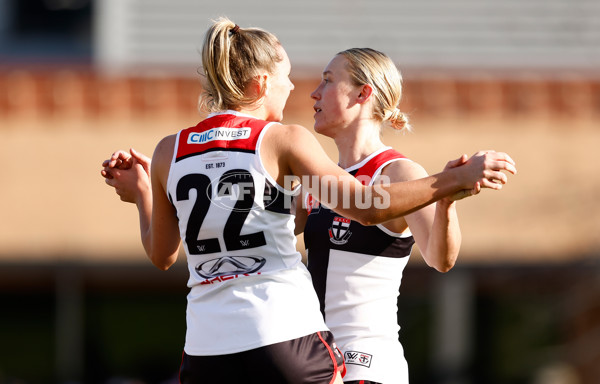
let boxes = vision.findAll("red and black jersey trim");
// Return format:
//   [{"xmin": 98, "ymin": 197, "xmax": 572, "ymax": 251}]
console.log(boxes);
[
  {"xmin": 175, "ymin": 113, "xmax": 270, "ymax": 162},
  {"xmin": 353, "ymin": 148, "xmax": 407, "ymax": 185},
  {"xmin": 305, "ymin": 148, "xmax": 413, "ymax": 258},
  {"xmin": 305, "ymin": 149, "xmax": 416, "ymax": 316}
]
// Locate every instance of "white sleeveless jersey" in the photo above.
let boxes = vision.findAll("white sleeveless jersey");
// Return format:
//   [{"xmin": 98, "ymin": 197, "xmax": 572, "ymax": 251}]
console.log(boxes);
[
  {"xmin": 167, "ymin": 111, "xmax": 327, "ymax": 356},
  {"xmin": 305, "ymin": 147, "xmax": 415, "ymax": 383}
]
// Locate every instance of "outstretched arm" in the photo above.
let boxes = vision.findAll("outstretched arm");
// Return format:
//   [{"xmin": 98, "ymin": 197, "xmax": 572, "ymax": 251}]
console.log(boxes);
[
  {"xmin": 382, "ymin": 156, "xmax": 466, "ymax": 273},
  {"xmin": 101, "ymin": 142, "xmax": 181, "ymax": 270},
  {"xmin": 271, "ymin": 124, "xmax": 516, "ymax": 226}
]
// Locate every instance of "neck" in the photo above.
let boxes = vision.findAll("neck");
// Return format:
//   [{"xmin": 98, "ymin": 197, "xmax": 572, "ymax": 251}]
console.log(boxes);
[
  {"xmin": 235, "ymin": 105, "xmax": 267, "ymax": 120},
  {"xmin": 334, "ymin": 122, "xmax": 386, "ymax": 169}
]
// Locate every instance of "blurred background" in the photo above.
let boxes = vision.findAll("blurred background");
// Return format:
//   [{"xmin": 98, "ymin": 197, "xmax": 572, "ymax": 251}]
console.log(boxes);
[{"xmin": 0, "ymin": 0, "xmax": 599, "ymax": 383}]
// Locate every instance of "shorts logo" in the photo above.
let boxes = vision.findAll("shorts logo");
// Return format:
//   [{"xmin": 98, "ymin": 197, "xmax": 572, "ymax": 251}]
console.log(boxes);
[
  {"xmin": 344, "ymin": 351, "xmax": 373, "ymax": 368},
  {"xmin": 329, "ymin": 217, "xmax": 352, "ymax": 245},
  {"xmin": 332, "ymin": 343, "xmax": 342, "ymax": 359}
]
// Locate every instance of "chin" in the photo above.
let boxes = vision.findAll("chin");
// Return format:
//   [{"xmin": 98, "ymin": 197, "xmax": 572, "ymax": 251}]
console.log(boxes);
[
  {"xmin": 313, "ymin": 123, "xmax": 335, "ymax": 138},
  {"xmin": 313, "ymin": 124, "xmax": 327, "ymax": 136},
  {"xmin": 313, "ymin": 124, "xmax": 323, "ymax": 133}
]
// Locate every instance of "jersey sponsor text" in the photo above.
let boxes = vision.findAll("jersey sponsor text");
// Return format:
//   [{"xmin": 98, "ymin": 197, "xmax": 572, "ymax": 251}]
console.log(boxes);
[{"xmin": 187, "ymin": 127, "xmax": 251, "ymax": 144}]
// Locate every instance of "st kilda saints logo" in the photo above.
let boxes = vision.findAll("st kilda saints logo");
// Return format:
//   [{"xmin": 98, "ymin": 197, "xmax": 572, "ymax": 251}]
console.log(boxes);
[{"xmin": 329, "ymin": 217, "xmax": 352, "ymax": 245}]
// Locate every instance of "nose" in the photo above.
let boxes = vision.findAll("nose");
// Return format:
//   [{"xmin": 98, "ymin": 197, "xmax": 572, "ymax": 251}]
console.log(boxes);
[{"xmin": 310, "ymin": 85, "xmax": 320, "ymax": 100}]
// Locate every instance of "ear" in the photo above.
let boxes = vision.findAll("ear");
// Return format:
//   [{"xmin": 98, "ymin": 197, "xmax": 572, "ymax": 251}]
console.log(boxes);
[
  {"xmin": 356, "ymin": 84, "xmax": 374, "ymax": 105},
  {"xmin": 259, "ymin": 73, "xmax": 269, "ymax": 97},
  {"xmin": 249, "ymin": 73, "xmax": 269, "ymax": 99}
]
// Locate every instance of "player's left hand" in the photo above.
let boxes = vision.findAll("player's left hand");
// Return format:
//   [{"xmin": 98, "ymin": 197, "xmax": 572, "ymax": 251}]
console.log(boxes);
[{"xmin": 443, "ymin": 154, "xmax": 481, "ymax": 202}]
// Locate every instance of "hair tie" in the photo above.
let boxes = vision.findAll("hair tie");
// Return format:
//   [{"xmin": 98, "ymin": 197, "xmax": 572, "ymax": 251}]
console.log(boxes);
[{"xmin": 231, "ymin": 25, "xmax": 240, "ymax": 34}]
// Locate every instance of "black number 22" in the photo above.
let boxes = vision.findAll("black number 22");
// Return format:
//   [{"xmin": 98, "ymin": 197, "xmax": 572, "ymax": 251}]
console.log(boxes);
[{"xmin": 175, "ymin": 169, "xmax": 266, "ymax": 255}]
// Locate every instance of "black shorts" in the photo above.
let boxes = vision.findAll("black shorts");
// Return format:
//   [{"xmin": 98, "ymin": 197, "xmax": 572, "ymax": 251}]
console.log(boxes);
[{"xmin": 179, "ymin": 331, "xmax": 345, "ymax": 384}]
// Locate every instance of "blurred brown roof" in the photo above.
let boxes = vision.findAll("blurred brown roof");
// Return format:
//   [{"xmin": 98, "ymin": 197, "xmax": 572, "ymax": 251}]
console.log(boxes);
[{"xmin": 0, "ymin": 71, "xmax": 599, "ymax": 264}]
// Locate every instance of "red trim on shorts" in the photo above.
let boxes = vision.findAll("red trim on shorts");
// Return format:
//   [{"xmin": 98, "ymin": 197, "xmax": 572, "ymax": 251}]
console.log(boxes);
[
  {"xmin": 178, "ymin": 350, "xmax": 185, "ymax": 384},
  {"xmin": 337, "ymin": 346, "xmax": 347, "ymax": 378},
  {"xmin": 317, "ymin": 331, "xmax": 344, "ymax": 384}
]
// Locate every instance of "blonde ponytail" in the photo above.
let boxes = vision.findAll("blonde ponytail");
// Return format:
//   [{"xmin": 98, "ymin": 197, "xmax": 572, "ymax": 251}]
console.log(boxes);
[
  {"xmin": 199, "ymin": 17, "xmax": 282, "ymax": 113},
  {"xmin": 386, "ymin": 108, "xmax": 411, "ymax": 132}
]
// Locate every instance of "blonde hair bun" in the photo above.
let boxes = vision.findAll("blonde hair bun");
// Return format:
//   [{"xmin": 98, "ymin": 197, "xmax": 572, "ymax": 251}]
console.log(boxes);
[{"xmin": 388, "ymin": 108, "xmax": 411, "ymax": 132}]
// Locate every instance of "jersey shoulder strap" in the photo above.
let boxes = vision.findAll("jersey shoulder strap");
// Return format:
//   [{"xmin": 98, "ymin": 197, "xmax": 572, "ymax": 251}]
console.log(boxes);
[{"xmin": 354, "ymin": 148, "xmax": 408, "ymax": 185}]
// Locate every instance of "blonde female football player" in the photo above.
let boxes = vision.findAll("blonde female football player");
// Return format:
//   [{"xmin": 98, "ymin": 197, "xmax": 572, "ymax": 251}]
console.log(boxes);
[{"xmin": 298, "ymin": 48, "xmax": 513, "ymax": 383}]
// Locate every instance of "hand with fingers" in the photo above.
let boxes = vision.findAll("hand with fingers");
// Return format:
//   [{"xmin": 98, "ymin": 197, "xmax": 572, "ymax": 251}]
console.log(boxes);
[
  {"xmin": 100, "ymin": 148, "xmax": 152, "ymax": 204},
  {"xmin": 474, "ymin": 150, "xmax": 517, "ymax": 188},
  {"xmin": 450, "ymin": 150, "xmax": 516, "ymax": 200},
  {"xmin": 101, "ymin": 148, "xmax": 150, "ymax": 178}
]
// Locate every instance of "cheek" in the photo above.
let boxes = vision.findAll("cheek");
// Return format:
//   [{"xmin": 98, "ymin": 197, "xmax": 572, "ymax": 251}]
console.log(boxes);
[
  {"xmin": 276, "ymin": 84, "xmax": 291, "ymax": 100},
  {"xmin": 324, "ymin": 95, "xmax": 345, "ymax": 116},
  {"xmin": 323, "ymin": 87, "xmax": 342, "ymax": 105}
]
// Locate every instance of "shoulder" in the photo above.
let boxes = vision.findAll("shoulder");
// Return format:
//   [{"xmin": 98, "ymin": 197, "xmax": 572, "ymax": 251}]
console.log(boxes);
[
  {"xmin": 154, "ymin": 134, "xmax": 176, "ymax": 160},
  {"xmin": 266, "ymin": 123, "xmax": 308, "ymax": 138},
  {"xmin": 264, "ymin": 123, "xmax": 316, "ymax": 150},
  {"xmin": 152, "ymin": 134, "xmax": 177, "ymax": 179},
  {"xmin": 379, "ymin": 157, "xmax": 428, "ymax": 183}
]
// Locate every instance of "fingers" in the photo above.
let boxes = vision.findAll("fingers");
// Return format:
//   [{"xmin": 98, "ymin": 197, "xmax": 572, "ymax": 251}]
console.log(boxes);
[
  {"xmin": 130, "ymin": 148, "xmax": 151, "ymax": 163},
  {"xmin": 100, "ymin": 169, "xmax": 113, "ymax": 179},
  {"xmin": 444, "ymin": 154, "xmax": 468, "ymax": 170},
  {"xmin": 485, "ymin": 152, "xmax": 517, "ymax": 175},
  {"xmin": 130, "ymin": 148, "xmax": 151, "ymax": 175},
  {"xmin": 499, "ymin": 159, "xmax": 517, "ymax": 175},
  {"xmin": 448, "ymin": 181, "xmax": 481, "ymax": 202},
  {"xmin": 106, "ymin": 150, "xmax": 133, "ymax": 170},
  {"xmin": 101, "ymin": 149, "xmax": 147, "ymax": 175},
  {"xmin": 479, "ymin": 178, "xmax": 503, "ymax": 190},
  {"xmin": 439, "ymin": 149, "xmax": 516, "ymax": 201},
  {"xmin": 493, "ymin": 151, "xmax": 516, "ymax": 167},
  {"xmin": 484, "ymin": 170, "xmax": 508, "ymax": 185},
  {"xmin": 449, "ymin": 189, "xmax": 472, "ymax": 201},
  {"xmin": 443, "ymin": 181, "xmax": 478, "ymax": 202},
  {"xmin": 470, "ymin": 151, "xmax": 517, "ymax": 181},
  {"xmin": 101, "ymin": 149, "xmax": 135, "ymax": 182}
]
